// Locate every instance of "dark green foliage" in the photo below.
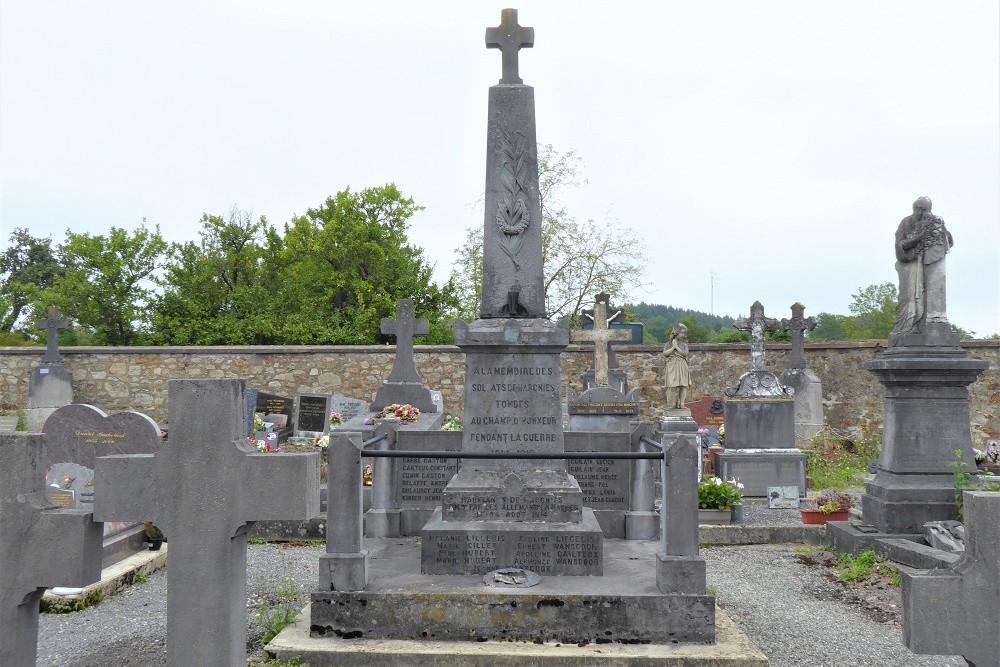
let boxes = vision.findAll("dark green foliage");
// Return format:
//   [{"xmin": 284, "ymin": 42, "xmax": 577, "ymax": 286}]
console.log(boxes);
[
  {"xmin": 627, "ymin": 302, "xmax": 736, "ymax": 343},
  {"xmin": 0, "ymin": 228, "xmax": 62, "ymax": 333}
]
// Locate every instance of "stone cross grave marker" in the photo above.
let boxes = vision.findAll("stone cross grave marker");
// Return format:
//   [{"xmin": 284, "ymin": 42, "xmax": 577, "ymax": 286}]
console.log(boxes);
[
  {"xmin": 572, "ymin": 293, "xmax": 631, "ymax": 386},
  {"xmin": 382, "ymin": 299, "xmax": 428, "ymax": 384},
  {"xmin": 781, "ymin": 302, "xmax": 816, "ymax": 370},
  {"xmin": 36, "ymin": 305, "xmax": 71, "ymax": 364},
  {"xmin": 485, "ymin": 7, "xmax": 534, "ymax": 84},
  {"xmin": 94, "ymin": 379, "xmax": 320, "ymax": 667},
  {"xmin": 734, "ymin": 300, "xmax": 781, "ymax": 371},
  {"xmin": 903, "ymin": 491, "xmax": 1000, "ymax": 666},
  {"xmin": 1, "ymin": 433, "xmax": 102, "ymax": 667}
]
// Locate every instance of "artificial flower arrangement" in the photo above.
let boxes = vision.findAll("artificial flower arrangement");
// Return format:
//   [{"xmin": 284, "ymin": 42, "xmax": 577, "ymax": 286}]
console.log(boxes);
[
  {"xmin": 814, "ymin": 491, "xmax": 854, "ymax": 515},
  {"xmin": 313, "ymin": 434, "xmax": 329, "ymax": 449},
  {"xmin": 329, "ymin": 411, "xmax": 344, "ymax": 427},
  {"xmin": 973, "ymin": 441, "xmax": 999, "ymax": 466},
  {"xmin": 365, "ymin": 403, "xmax": 421, "ymax": 425},
  {"xmin": 697, "ymin": 476, "xmax": 743, "ymax": 510}
]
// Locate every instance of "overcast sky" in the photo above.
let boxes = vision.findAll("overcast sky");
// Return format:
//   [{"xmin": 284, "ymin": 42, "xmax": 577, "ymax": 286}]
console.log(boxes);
[{"xmin": 2, "ymin": 2, "xmax": 998, "ymax": 337}]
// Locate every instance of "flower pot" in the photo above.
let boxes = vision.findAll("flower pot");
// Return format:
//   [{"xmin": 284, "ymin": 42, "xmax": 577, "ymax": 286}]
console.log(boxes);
[
  {"xmin": 148, "ymin": 539, "xmax": 163, "ymax": 551},
  {"xmin": 698, "ymin": 509, "xmax": 733, "ymax": 525},
  {"xmin": 730, "ymin": 503, "xmax": 745, "ymax": 525},
  {"xmin": 800, "ymin": 509, "xmax": 849, "ymax": 525}
]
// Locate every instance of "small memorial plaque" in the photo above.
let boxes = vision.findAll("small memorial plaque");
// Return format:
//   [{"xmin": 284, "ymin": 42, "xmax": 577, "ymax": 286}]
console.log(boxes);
[
  {"xmin": 0, "ymin": 416, "xmax": 18, "ymax": 432},
  {"xmin": 47, "ymin": 488, "xmax": 76, "ymax": 508},
  {"xmin": 295, "ymin": 393, "xmax": 331, "ymax": 435},
  {"xmin": 686, "ymin": 396, "xmax": 725, "ymax": 429},
  {"xmin": 767, "ymin": 486, "xmax": 801, "ymax": 509},
  {"xmin": 566, "ymin": 400, "xmax": 639, "ymax": 416},
  {"xmin": 330, "ymin": 394, "xmax": 367, "ymax": 423}
]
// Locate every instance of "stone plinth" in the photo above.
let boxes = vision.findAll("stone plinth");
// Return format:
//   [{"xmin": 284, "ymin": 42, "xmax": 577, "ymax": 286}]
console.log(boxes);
[
  {"xmin": 862, "ymin": 353, "xmax": 987, "ymax": 534},
  {"xmin": 566, "ymin": 385, "xmax": 639, "ymax": 433},
  {"xmin": 718, "ymin": 396, "xmax": 804, "ymax": 496},
  {"xmin": 25, "ymin": 364, "xmax": 74, "ymax": 431},
  {"xmin": 715, "ymin": 450, "xmax": 806, "ymax": 497}
]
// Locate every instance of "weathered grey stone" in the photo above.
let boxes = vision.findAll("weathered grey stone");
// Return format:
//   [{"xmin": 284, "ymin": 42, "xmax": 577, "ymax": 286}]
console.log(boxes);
[
  {"xmin": 715, "ymin": 449, "xmax": 807, "ymax": 497},
  {"xmin": 656, "ymin": 434, "xmax": 706, "ymax": 594},
  {"xmin": 295, "ymin": 392, "xmax": 332, "ymax": 438},
  {"xmin": 891, "ymin": 197, "xmax": 955, "ymax": 347},
  {"xmin": 903, "ymin": 491, "xmax": 1000, "ymax": 667},
  {"xmin": 330, "ymin": 394, "xmax": 367, "ymax": 423},
  {"xmin": 363, "ymin": 423, "xmax": 400, "ymax": 539},
  {"xmin": 922, "ymin": 520, "xmax": 965, "ymax": 553},
  {"xmin": 94, "ymin": 379, "xmax": 320, "ymax": 667},
  {"xmin": 571, "ymin": 293, "xmax": 631, "ymax": 387},
  {"xmin": 485, "ymin": 7, "xmax": 533, "ymax": 85},
  {"xmin": 725, "ymin": 301, "xmax": 793, "ymax": 399},
  {"xmin": 371, "ymin": 300, "xmax": 438, "ymax": 412},
  {"xmin": 663, "ymin": 323, "xmax": 691, "ymax": 409},
  {"xmin": 393, "ymin": 430, "xmax": 461, "ymax": 535},
  {"xmin": 723, "ymin": 396, "xmax": 796, "ymax": 449},
  {"xmin": 321, "ymin": 431, "xmax": 368, "ymax": 592},
  {"xmin": 626, "ymin": 423, "xmax": 659, "ymax": 540},
  {"xmin": 780, "ymin": 302, "xmax": 824, "ymax": 440},
  {"xmin": 0, "ymin": 433, "xmax": 102, "ymax": 667},
  {"xmin": 862, "ymin": 353, "xmax": 987, "ymax": 533},
  {"xmin": 36, "ymin": 305, "xmax": 71, "ymax": 364},
  {"xmin": 565, "ymin": 431, "xmax": 631, "ymax": 537},
  {"xmin": 579, "ymin": 295, "xmax": 629, "ymax": 393}
]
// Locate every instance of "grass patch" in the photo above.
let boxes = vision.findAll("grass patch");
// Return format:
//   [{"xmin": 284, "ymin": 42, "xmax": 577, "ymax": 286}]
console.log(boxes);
[
  {"xmin": 255, "ymin": 578, "xmax": 304, "ymax": 645},
  {"xmin": 41, "ymin": 588, "xmax": 106, "ymax": 613},
  {"xmin": 804, "ymin": 429, "xmax": 880, "ymax": 490},
  {"xmin": 248, "ymin": 537, "xmax": 267, "ymax": 545}
]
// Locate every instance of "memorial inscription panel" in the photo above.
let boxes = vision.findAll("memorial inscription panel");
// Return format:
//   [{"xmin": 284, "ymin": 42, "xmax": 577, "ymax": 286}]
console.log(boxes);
[
  {"xmin": 295, "ymin": 394, "xmax": 331, "ymax": 434},
  {"xmin": 422, "ymin": 526, "xmax": 603, "ymax": 575}
]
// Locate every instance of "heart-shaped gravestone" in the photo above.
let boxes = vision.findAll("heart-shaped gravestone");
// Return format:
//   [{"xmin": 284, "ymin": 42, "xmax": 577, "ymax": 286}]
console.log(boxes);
[{"xmin": 43, "ymin": 404, "xmax": 161, "ymax": 469}]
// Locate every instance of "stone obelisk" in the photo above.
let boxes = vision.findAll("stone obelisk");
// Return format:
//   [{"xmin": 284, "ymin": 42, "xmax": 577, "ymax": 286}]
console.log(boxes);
[{"xmin": 421, "ymin": 8, "xmax": 603, "ymax": 576}]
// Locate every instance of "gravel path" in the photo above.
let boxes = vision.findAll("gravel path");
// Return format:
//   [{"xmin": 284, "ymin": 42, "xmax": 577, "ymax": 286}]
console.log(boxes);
[{"xmin": 36, "ymin": 504, "xmax": 966, "ymax": 666}]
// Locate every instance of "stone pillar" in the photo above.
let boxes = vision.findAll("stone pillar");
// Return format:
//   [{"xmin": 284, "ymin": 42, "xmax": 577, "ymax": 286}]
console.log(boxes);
[
  {"xmin": 364, "ymin": 423, "xmax": 400, "ymax": 538},
  {"xmin": 321, "ymin": 432, "xmax": 369, "ymax": 591},
  {"xmin": 862, "ymin": 350, "xmax": 987, "ymax": 533},
  {"xmin": 626, "ymin": 423, "xmax": 659, "ymax": 541},
  {"xmin": 656, "ymin": 434, "xmax": 706, "ymax": 595}
]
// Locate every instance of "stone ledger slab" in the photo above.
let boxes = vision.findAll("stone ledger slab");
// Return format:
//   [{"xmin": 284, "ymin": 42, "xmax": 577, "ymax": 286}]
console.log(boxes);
[
  {"xmin": 715, "ymin": 450, "xmax": 806, "ymax": 497},
  {"xmin": 421, "ymin": 507, "xmax": 604, "ymax": 575}
]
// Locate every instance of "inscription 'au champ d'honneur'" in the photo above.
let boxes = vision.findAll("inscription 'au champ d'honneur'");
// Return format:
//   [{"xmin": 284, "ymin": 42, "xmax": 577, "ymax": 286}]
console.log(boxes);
[
  {"xmin": 75, "ymin": 429, "xmax": 127, "ymax": 446},
  {"xmin": 468, "ymin": 365, "xmax": 558, "ymax": 448}
]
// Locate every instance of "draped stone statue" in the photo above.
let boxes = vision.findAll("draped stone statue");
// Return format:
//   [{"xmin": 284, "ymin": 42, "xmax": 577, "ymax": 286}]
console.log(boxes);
[
  {"xmin": 663, "ymin": 323, "xmax": 690, "ymax": 409},
  {"xmin": 892, "ymin": 196, "xmax": 953, "ymax": 340}
]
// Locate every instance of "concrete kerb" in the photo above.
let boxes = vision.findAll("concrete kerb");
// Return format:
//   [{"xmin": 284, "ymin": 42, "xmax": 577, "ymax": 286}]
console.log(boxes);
[
  {"xmin": 41, "ymin": 544, "xmax": 168, "ymax": 613},
  {"xmin": 267, "ymin": 603, "xmax": 769, "ymax": 667},
  {"xmin": 699, "ymin": 524, "xmax": 828, "ymax": 546}
]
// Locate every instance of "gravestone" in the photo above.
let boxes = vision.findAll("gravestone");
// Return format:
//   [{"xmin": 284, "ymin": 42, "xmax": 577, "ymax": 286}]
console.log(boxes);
[
  {"xmin": 0, "ymin": 415, "xmax": 18, "ymax": 432},
  {"xmin": 567, "ymin": 293, "xmax": 639, "ymax": 432},
  {"xmin": 94, "ymin": 378, "xmax": 320, "ymax": 667},
  {"xmin": 295, "ymin": 392, "xmax": 332, "ymax": 439},
  {"xmin": 420, "ymin": 7, "xmax": 603, "ymax": 576},
  {"xmin": 830, "ymin": 200, "xmax": 988, "ymax": 540},
  {"xmin": 25, "ymin": 305, "xmax": 74, "ymax": 432},
  {"xmin": 718, "ymin": 301, "xmax": 805, "ymax": 496},
  {"xmin": 370, "ymin": 299, "xmax": 439, "ymax": 413},
  {"xmin": 254, "ymin": 391, "xmax": 294, "ymax": 441},
  {"xmin": 579, "ymin": 294, "xmax": 630, "ymax": 393},
  {"xmin": 779, "ymin": 302, "xmax": 824, "ymax": 439},
  {"xmin": 0, "ymin": 432, "xmax": 102, "ymax": 667},
  {"xmin": 393, "ymin": 429, "xmax": 462, "ymax": 535},
  {"xmin": 43, "ymin": 404, "xmax": 162, "ymax": 562},
  {"xmin": 902, "ymin": 491, "xmax": 999, "ymax": 666},
  {"xmin": 565, "ymin": 431, "xmax": 632, "ymax": 537},
  {"xmin": 331, "ymin": 394, "xmax": 368, "ymax": 424}
]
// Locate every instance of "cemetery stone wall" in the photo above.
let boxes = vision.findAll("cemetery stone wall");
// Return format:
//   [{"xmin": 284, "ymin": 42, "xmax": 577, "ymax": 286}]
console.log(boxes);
[{"xmin": 0, "ymin": 341, "xmax": 996, "ymax": 440}]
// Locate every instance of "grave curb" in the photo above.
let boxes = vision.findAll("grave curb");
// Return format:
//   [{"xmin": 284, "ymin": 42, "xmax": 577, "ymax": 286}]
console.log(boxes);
[
  {"xmin": 266, "ymin": 603, "xmax": 769, "ymax": 667},
  {"xmin": 699, "ymin": 524, "xmax": 828, "ymax": 546},
  {"xmin": 41, "ymin": 544, "xmax": 167, "ymax": 613}
]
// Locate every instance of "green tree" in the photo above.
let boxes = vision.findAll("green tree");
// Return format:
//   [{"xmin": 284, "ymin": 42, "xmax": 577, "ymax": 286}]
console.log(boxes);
[
  {"xmin": 151, "ymin": 208, "xmax": 286, "ymax": 344},
  {"xmin": 0, "ymin": 228, "xmax": 61, "ymax": 334},
  {"xmin": 280, "ymin": 184, "xmax": 457, "ymax": 344},
  {"xmin": 450, "ymin": 145, "xmax": 647, "ymax": 322},
  {"xmin": 809, "ymin": 312, "xmax": 848, "ymax": 340},
  {"xmin": 45, "ymin": 223, "xmax": 167, "ymax": 345},
  {"xmin": 843, "ymin": 282, "xmax": 897, "ymax": 339},
  {"xmin": 677, "ymin": 315, "xmax": 710, "ymax": 343}
]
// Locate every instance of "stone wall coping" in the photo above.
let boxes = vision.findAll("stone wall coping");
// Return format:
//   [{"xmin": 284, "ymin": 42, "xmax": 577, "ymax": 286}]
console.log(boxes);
[{"xmin": 1, "ymin": 339, "xmax": 996, "ymax": 357}]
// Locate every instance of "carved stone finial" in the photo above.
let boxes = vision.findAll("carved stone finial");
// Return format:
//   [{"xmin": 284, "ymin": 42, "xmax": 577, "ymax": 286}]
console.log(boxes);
[{"xmin": 485, "ymin": 8, "xmax": 534, "ymax": 85}]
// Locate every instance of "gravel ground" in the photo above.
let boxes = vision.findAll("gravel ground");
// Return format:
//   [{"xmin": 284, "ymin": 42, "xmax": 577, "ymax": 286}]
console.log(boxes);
[{"xmin": 36, "ymin": 502, "xmax": 967, "ymax": 667}]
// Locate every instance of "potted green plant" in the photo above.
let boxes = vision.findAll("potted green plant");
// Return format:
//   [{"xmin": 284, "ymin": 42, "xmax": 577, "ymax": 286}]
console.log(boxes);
[
  {"xmin": 697, "ymin": 476, "xmax": 744, "ymax": 524},
  {"xmin": 800, "ymin": 491, "xmax": 853, "ymax": 524}
]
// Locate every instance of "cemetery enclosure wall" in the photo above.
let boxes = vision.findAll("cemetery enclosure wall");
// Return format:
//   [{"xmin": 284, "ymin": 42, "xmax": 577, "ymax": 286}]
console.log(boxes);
[{"xmin": 1, "ymin": 341, "xmax": 997, "ymax": 440}]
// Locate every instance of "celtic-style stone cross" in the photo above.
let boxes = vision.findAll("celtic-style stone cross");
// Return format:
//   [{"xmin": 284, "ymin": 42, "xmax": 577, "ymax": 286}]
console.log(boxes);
[
  {"xmin": 571, "ymin": 293, "xmax": 630, "ymax": 386},
  {"xmin": 734, "ymin": 301, "xmax": 781, "ymax": 371},
  {"xmin": 382, "ymin": 299, "xmax": 429, "ymax": 384},
  {"xmin": 486, "ymin": 8, "xmax": 534, "ymax": 84},
  {"xmin": 36, "ymin": 305, "xmax": 71, "ymax": 364},
  {"xmin": 781, "ymin": 302, "xmax": 816, "ymax": 370}
]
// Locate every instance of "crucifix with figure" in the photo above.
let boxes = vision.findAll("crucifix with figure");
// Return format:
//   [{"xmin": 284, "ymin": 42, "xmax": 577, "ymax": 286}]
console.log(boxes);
[
  {"xmin": 486, "ymin": 8, "xmax": 534, "ymax": 84},
  {"xmin": 572, "ymin": 293, "xmax": 630, "ymax": 386},
  {"xmin": 36, "ymin": 305, "xmax": 71, "ymax": 364}
]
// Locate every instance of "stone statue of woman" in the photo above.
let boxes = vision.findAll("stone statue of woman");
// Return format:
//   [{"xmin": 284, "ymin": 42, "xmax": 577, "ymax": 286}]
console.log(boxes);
[{"xmin": 663, "ymin": 323, "xmax": 690, "ymax": 409}]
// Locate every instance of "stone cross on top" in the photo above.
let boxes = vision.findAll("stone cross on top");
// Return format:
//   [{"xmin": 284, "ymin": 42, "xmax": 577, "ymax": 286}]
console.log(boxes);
[
  {"xmin": 382, "ymin": 299, "xmax": 429, "ymax": 384},
  {"xmin": 486, "ymin": 8, "xmax": 534, "ymax": 84},
  {"xmin": 1, "ymin": 433, "xmax": 102, "ymax": 666},
  {"xmin": 571, "ymin": 293, "xmax": 630, "ymax": 386},
  {"xmin": 781, "ymin": 302, "xmax": 816, "ymax": 370},
  {"xmin": 36, "ymin": 305, "xmax": 71, "ymax": 364},
  {"xmin": 734, "ymin": 301, "xmax": 781, "ymax": 371},
  {"xmin": 94, "ymin": 379, "xmax": 319, "ymax": 667}
]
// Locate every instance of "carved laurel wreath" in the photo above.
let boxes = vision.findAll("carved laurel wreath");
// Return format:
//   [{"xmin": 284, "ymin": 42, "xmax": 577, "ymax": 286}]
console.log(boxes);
[{"xmin": 494, "ymin": 122, "xmax": 530, "ymax": 268}]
